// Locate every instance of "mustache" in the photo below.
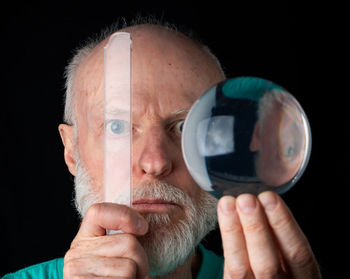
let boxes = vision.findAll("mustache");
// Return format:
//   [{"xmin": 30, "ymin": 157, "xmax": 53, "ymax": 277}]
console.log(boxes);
[{"xmin": 132, "ymin": 181, "xmax": 194, "ymax": 207}]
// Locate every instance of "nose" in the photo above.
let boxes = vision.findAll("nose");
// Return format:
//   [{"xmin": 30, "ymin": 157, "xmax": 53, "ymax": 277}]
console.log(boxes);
[{"xmin": 134, "ymin": 127, "xmax": 173, "ymax": 178}]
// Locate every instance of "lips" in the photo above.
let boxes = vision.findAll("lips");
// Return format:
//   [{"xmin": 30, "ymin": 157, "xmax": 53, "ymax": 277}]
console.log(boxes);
[
  {"xmin": 133, "ymin": 198, "xmax": 176, "ymax": 205},
  {"xmin": 132, "ymin": 198, "xmax": 180, "ymax": 213}
]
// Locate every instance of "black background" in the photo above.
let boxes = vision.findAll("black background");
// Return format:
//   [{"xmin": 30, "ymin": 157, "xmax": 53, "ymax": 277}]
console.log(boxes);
[{"xmin": 1, "ymin": 1, "xmax": 344, "ymax": 278}]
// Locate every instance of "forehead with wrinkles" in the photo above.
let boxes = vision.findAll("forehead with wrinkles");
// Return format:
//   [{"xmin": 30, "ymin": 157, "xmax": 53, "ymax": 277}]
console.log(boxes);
[{"xmin": 72, "ymin": 24, "xmax": 224, "ymax": 126}]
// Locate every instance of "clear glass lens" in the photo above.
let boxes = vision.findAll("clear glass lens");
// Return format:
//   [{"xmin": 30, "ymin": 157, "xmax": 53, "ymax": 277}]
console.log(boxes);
[{"xmin": 182, "ymin": 77, "xmax": 311, "ymax": 197}]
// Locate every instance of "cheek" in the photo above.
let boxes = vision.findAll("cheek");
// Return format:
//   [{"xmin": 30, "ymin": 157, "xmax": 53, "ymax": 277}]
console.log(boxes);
[
  {"xmin": 173, "ymin": 154, "xmax": 202, "ymax": 198},
  {"xmin": 78, "ymin": 132, "xmax": 104, "ymax": 189},
  {"xmin": 105, "ymin": 146, "xmax": 131, "ymax": 202}
]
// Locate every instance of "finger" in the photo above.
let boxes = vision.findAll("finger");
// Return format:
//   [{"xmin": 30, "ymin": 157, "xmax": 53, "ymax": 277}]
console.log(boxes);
[
  {"xmin": 78, "ymin": 203, "xmax": 149, "ymax": 238},
  {"xmin": 218, "ymin": 196, "xmax": 253, "ymax": 278},
  {"xmin": 236, "ymin": 194, "xmax": 285, "ymax": 277},
  {"xmin": 258, "ymin": 191, "xmax": 321, "ymax": 278},
  {"xmin": 66, "ymin": 233, "xmax": 148, "ymax": 272},
  {"xmin": 64, "ymin": 256, "xmax": 148, "ymax": 279}
]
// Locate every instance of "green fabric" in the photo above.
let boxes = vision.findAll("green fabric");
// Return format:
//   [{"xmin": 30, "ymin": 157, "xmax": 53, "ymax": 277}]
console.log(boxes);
[
  {"xmin": 197, "ymin": 244, "xmax": 224, "ymax": 279},
  {"xmin": 2, "ymin": 244, "xmax": 223, "ymax": 279},
  {"xmin": 2, "ymin": 258, "xmax": 64, "ymax": 279},
  {"xmin": 222, "ymin": 77, "xmax": 283, "ymax": 101}
]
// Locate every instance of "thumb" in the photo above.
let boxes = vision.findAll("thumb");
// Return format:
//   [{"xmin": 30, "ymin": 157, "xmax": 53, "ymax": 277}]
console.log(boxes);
[{"xmin": 78, "ymin": 202, "xmax": 149, "ymax": 238}]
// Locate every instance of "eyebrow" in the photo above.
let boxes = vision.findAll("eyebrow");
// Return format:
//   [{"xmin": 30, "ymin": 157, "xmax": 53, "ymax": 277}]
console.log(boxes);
[
  {"xmin": 105, "ymin": 107, "xmax": 130, "ymax": 115},
  {"xmin": 171, "ymin": 109, "xmax": 190, "ymax": 117},
  {"xmin": 103, "ymin": 107, "xmax": 190, "ymax": 120}
]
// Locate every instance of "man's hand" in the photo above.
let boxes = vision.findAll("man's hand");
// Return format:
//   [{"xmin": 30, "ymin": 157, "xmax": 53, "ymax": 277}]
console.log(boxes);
[
  {"xmin": 63, "ymin": 203, "xmax": 149, "ymax": 279},
  {"xmin": 218, "ymin": 191, "xmax": 321, "ymax": 278}
]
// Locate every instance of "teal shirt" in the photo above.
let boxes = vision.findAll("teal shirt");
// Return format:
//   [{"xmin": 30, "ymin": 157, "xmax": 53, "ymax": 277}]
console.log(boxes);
[
  {"xmin": 2, "ymin": 259, "xmax": 64, "ymax": 279},
  {"xmin": 2, "ymin": 244, "xmax": 223, "ymax": 279}
]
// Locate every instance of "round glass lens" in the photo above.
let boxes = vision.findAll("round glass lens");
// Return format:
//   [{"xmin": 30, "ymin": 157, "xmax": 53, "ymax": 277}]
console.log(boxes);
[{"xmin": 182, "ymin": 77, "xmax": 311, "ymax": 197}]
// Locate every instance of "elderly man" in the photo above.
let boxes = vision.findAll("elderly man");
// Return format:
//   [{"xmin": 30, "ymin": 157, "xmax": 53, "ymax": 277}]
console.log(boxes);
[{"xmin": 3, "ymin": 21, "xmax": 321, "ymax": 279}]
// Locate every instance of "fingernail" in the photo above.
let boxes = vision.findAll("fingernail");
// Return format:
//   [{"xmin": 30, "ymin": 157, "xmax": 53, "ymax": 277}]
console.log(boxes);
[
  {"xmin": 219, "ymin": 196, "xmax": 236, "ymax": 215},
  {"xmin": 259, "ymin": 191, "xmax": 278, "ymax": 211},
  {"xmin": 237, "ymin": 194, "xmax": 256, "ymax": 214}
]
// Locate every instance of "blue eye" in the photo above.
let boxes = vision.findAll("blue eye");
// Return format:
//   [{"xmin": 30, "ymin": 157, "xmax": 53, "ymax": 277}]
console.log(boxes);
[
  {"xmin": 175, "ymin": 120, "xmax": 185, "ymax": 134},
  {"xmin": 106, "ymin": 119, "xmax": 129, "ymax": 135}
]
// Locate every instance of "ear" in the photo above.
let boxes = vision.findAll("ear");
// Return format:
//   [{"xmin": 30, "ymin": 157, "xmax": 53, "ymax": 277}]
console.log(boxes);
[
  {"xmin": 58, "ymin": 124, "xmax": 77, "ymax": 176},
  {"xmin": 249, "ymin": 122, "xmax": 260, "ymax": 152}
]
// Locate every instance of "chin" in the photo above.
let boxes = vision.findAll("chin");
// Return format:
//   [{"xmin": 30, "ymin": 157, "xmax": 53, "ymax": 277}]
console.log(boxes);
[{"xmin": 137, "ymin": 213, "xmax": 196, "ymax": 276}]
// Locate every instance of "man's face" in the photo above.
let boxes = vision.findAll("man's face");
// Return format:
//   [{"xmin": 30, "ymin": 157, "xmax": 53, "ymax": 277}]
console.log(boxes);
[{"xmin": 67, "ymin": 25, "xmax": 224, "ymax": 220}]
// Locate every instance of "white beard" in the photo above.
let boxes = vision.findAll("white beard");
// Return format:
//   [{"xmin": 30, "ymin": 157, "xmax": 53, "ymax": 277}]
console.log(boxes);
[{"xmin": 73, "ymin": 156, "xmax": 218, "ymax": 276}]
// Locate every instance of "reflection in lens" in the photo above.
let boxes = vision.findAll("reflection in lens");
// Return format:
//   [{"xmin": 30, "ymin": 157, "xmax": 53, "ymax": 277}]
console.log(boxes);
[
  {"xmin": 182, "ymin": 77, "xmax": 311, "ymax": 197},
  {"xmin": 197, "ymin": 116, "xmax": 235, "ymax": 157}
]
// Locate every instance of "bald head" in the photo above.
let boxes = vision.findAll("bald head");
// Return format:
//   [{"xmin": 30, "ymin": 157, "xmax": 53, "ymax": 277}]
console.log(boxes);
[{"xmin": 63, "ymin": 23, "xmax": 225, "ymax": 126}]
